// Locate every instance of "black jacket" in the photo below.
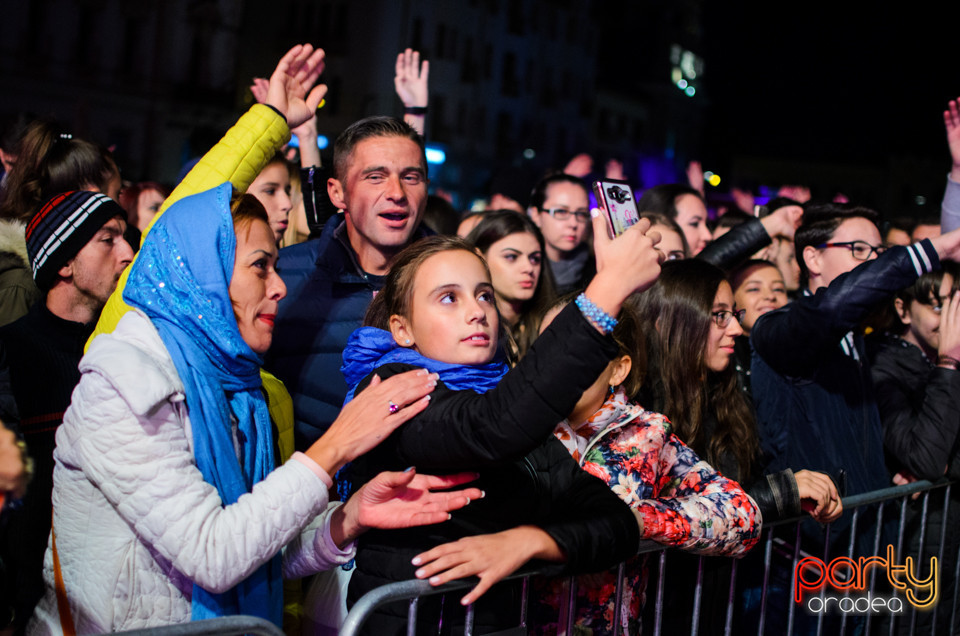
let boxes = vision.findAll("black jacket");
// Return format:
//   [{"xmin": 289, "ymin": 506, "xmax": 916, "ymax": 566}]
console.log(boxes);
[
  {"xmin": 751, "ymin": 241, "xmax": 939, "ymax": 552},
  {"xmin": 865, "ymin": 333, "xmax": 960, "ymax": 635},
  {"xmin": 866, "ymin": 333, "xmax": 960, "ymax": 481},
  {"xmin": 0, "ymin": 302, "xmax": 94, "ymax": 630},
  {"xmin": 698, "ymin": 217, "xmax": 771, "ymax": 272},
  {"xmin": 345, "ymin": 304, "xmax": 640, "ymax": 634}
]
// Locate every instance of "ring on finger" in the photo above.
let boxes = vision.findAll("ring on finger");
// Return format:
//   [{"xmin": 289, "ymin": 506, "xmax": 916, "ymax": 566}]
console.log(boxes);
[{"xmin": 388, "ymin": 401, "xmax": 400, "ymax": 415}]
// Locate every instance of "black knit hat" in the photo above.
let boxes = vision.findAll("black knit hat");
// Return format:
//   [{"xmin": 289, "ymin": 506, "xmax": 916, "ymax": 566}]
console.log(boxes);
[{"xmin": 25, "ymin": 191, "xmax": 125, "ymax": 290}]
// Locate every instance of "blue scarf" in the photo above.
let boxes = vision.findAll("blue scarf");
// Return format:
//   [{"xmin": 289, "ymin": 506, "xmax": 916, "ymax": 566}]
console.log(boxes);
[
  {"xmin": 339, "ymin": 327, "xmax": 509, "ymax": 501},
  {"xmin": 341, "ymin": 326, "xmax": 509, "ymax": 403},
  {"xmin": 123, "ymin": 183, "xmax": 281, "ymax": 624}
]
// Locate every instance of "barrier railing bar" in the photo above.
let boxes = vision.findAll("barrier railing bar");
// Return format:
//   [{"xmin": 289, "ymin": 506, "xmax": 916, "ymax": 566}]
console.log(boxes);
[
  {"xmin": 406, "ymin": 596, "xmax": 418, "ymax": 636},
  {"xmin": 757, "ymin": 530, "xmax": 774, "ymax": 636},
  {"xmin": 612, "ymin": 562, "xmax": 625, "ymax": 636},
  {"xmin": 519, "ymin": 575, "xmax": 529, "ymax": 628},
  {"xmin": 723, "ymin": 557, "xmax": 737, "ymax": 636},
  {"xmin": 931, "ymin": 485, "xmax": 951, "ymax": 632},
  {"xmin": 786, "ymin": 522, "xmax": 802, "ymax": 636},
  {"xmin": 463, "ymin": 601, "xmax": 475, "ymax": 635},
  {"xmin": 690, "ymin": 555, "xmax": 704, "ymax": 636},
  {"xmin": 864, "ymin": 499, "xmax": 885, "ymax": 635},
  {"xmin": 837, "ymin": 507, "xmax": 859, "ymax": 635},
  {"xmin": 909, "ymin": 490, "xmax": 932, "ymax": 636},
  {"xmin": 113, "ymin": 616, "xmax": 285, "ymax": 636},
  {"xmin": 952, "ymin": 512, "xmax": 960, "ymax": 635},
  {"xmin": 653, "ymin": 550, "xmax": 666, "ymax": 636}
]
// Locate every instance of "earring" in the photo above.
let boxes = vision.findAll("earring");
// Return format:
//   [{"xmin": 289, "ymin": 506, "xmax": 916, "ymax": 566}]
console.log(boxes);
[
  {"xmin": 405, "ymin": 339, "xmax": 411, "ymax": 345},
  {"xmin": 608, "ymin": 385, "xmax": 616, "ymax": 395}
]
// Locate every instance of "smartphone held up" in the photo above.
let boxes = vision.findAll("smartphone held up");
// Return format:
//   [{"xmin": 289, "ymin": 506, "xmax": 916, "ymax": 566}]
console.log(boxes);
[{"xmin": 593, "ymin": 179, "xmax": 639, "ymax": 237}]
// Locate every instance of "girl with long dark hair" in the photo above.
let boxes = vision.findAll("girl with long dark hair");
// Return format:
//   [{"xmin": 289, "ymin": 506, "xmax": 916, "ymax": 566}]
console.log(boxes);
[{"xmin": 466, "ymin": 210, "xmax": 556, "ymax": 361}]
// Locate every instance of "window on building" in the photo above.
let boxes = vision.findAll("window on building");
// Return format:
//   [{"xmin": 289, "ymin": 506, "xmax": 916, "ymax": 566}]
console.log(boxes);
[
  {"xmin": 412, "ymin": 18, "xmax": 423, "ymax": 51},
  {"xmin": 474, "ymin": 106, "xmax": 487, "ymax": 137},
  {"xmin": 496, "ymin": 111, "xmax": 513, "ymax": 153},
  {"xmin": 507, "ymin": 3, "xmax": 524, "ymax": 35},
  {"xmin": 436, "ymin": 24, "xmax": 446, "ymax": 58},
  {"xmin": 461, "ymin": 37, "xmax": 477, "ymax": 82},
  {"xmin": 501, "ymin": 52, "xmax": 518, "ymax": 97}
]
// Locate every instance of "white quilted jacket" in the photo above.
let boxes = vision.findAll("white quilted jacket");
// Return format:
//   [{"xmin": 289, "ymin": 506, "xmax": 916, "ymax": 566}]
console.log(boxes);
[{"xmin": 28, "ymin": 311, "xmax": 354, "ymax": 634}]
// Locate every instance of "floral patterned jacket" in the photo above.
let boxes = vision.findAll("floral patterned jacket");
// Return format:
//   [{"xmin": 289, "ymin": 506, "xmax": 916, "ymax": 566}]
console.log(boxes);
[{"xmin": 533, "ymin": 389, "xmax": 761, "ymax": 635}]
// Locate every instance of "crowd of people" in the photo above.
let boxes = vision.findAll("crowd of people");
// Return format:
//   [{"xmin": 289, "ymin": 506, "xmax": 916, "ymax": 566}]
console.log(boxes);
[{"xmin": 0, "ymin": 41, "xmax": 959, "ymax": 636}]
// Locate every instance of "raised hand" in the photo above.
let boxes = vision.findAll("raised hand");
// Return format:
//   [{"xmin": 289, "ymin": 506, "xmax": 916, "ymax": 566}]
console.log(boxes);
[
  {"xmin": 583, "ymin": 214, "xmax": 663, "ymax": 326},
  {"xmin": 777, "ymin": 185, "xmax": 812, "ymax": 204},
  {"xmin": 250, "ymin": 77, "xmax": 269, "ymax": 104},
  {"xmin": 331, "ymin": 469, "xmax": 484, "ymax": 547},
  {"xmin": 563, "ymin": 153, "xmax": 593, "ymax": 178},
  {"xmin": 265, "ymin": 43, "xmax": 327, "ymax": 129},
  {"xmin": 251, "ymin": 75, "xmax": 321, "ymax": 166},
  {"xmin": 411, "ymin": 526, "xmax": 562, "ymax": 605},
  {"xmin": 938, "ymin": 290, "xmax": 960, "ymax": 365},
  {"xmin": 394, "ymin": 48, "xmax": 429, "ymax": 108},
  {"xmin": 605, "ymin": 159, "xmax": 625, "ymax": 181},
  {"xmin": 945, "ymin": 98, "xmax": 960, "ymax": 182},
  {"xmin": 686, "ymin": 160, "xmax": 705, "ymax": 195},
  {"xmin": 306, "ymin": 369, "xmax": 438, "ymax": 475},
  {"xmin": 760, "ymin": 202, "xmax": 803, "ymax": 241}
]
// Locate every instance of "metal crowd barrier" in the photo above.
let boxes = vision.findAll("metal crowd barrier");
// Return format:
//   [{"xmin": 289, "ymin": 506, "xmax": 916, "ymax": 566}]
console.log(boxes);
[
  {"xmin": 112, "ymin": 615, "xmax": 285, "ymax": 636},
  {"xmin": 339, "ymin": 478, "xmax": 958, "ymax": 636}
]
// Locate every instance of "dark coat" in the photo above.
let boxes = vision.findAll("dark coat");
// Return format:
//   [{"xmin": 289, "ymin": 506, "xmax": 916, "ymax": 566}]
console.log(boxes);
[
  {"xmin": 266, "ymin": 214, "xmax": 430, "ymax": 450},
  {"xmin": 750, "ymin": 240, "xmax": 939, "ymax": 553},
  {"xmin": 345, "ymin": 304, "xmax": 640, "ymax": 635},
  {"xmin": 698, "ymin": 217, "xmax": 771, "ymax": 272},
  {"xmin": 0, "ymin": 302, "xmax": 93, "ymax": 631},
  {"xmin": 866, "ymin": 333, "xmax": 960, "ymax": 635},
  {"xmin": 266, "ymin": 215, "xmax": 385, "ymax": 450},
  {"xmin": 867, "ymin": 333, "xmax": 960, "ymax": 480}
]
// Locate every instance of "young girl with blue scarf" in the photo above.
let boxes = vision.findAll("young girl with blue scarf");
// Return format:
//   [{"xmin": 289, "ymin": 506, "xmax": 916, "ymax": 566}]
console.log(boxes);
[{"xmin": 340, "ymin": 215, "xmax": 665, "ymax": 634}]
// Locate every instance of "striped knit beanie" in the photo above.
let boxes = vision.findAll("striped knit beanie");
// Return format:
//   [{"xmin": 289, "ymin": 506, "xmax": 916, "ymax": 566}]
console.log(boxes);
[{"xmin": 25, "ymin": 191, "xmax": 125, "ymax": 290}]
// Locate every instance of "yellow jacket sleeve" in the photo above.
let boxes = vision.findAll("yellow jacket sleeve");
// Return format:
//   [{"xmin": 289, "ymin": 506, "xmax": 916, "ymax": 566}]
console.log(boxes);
[
  {"xmin": 262, "ymin": 369, "xmax": 296, "ymax": 463},
  {"xmin": 89, "ymin": 104, "xmax": 290, "ymax": 349}
]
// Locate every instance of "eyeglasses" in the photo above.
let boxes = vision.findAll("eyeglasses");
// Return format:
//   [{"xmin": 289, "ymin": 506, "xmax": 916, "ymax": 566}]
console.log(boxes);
[
  {"xmin": 918, "ymin": 296, "xmax": 947, "ymax": 314},
  {"xmin": 711, "ymin": 309, "xmax": 746, "ymax": 328},
  {"xmin": 541, "ymin": 208, "xmax": 591, "ymax": 223},
  {"xmin": 816, "ymin": 241, "xmax": 886, "ymax": 261}
]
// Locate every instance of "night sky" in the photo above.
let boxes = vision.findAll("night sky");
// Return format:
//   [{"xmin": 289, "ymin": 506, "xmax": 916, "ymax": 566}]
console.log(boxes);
[{"xmin": 701, "ymin": 4, "xmax": 960, "ymax": 167}]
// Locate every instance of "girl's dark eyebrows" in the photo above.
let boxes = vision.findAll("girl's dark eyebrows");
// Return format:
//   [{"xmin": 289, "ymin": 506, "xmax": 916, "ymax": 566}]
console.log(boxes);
[{"xmin": 429, "ymin": 283, "xmax": 461, "ymax": 294}]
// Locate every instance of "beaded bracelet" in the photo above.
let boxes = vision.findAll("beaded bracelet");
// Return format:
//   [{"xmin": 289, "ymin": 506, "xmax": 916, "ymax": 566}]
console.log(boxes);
[{"xmin": 575, "ymin": 293, "xmax": 618, "ymax": 335}]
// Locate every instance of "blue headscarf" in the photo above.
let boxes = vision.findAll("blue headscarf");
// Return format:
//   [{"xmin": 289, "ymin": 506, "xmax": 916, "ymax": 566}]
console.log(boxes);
[
  {"xmin": 123, "ymin": 183, "xmax": 282, "ymax": 624},
  {"xmin": 341, "ymin": 327, "xmax": 509, "ymax": 402}
]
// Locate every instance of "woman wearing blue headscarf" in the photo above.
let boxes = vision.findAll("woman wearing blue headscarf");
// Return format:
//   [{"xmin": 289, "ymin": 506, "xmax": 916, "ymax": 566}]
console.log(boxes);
[{"xmin": 28, "ymin": 45, "xmax": 480, "ymax": 634}]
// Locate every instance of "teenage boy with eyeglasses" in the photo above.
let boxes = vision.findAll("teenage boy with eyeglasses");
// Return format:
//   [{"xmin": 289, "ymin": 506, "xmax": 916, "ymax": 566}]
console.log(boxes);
[
  {"xmin": 528, "ymin": 173, "xmax": 594, "ymax": 294},
  {"xmin": 751, "ymin": 202, "xmax": 960, "ymax": 548}
]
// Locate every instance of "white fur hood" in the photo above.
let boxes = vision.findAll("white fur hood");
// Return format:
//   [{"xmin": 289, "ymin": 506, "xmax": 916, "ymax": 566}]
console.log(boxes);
[{"xmin": 0, "ymin": 218, "xmax": 28, "ymax": 266}]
